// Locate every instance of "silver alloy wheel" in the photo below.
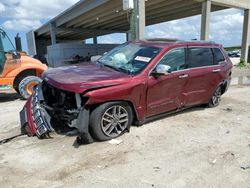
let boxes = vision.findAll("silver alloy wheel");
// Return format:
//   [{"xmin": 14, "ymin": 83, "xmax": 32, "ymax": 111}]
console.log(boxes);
[
  {"xmin": 212, "ymin": 87, "xmax": 221, "ymax": 105},
  {"xmin": 101, "ymin": 105, "xmax": 129, "ymax": 137}
]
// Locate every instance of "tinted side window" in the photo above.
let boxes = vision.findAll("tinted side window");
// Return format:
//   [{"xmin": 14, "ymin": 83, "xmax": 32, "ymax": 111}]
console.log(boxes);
[
  {"xmin": 213, "ymin": 48, "xmax": 225, "ymax": 65},
  {"xmin": 188, "ymin": 48, "xmax": 213, "ymax": 68},
  {"xmin": 158, "ymin": 48, "xmax": 186, "ymax": 72}
]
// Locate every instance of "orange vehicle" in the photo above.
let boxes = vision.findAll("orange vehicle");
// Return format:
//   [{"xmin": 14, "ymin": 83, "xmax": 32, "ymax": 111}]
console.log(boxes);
[{"xmin": 0, "ymin": 28, "xmax": 47, "ymax": 99}]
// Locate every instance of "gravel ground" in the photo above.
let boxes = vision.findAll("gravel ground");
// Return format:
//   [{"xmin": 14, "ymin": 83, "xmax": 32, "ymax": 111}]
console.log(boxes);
[{"xmin": 0, "ymin": 68, "xmax": 249, "ymax": 188}]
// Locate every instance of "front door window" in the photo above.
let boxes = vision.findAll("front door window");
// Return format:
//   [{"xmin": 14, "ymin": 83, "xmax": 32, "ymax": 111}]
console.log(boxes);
[{"xmin": 158, "ymin": 48, "xmax": 186, "ymax": 72}]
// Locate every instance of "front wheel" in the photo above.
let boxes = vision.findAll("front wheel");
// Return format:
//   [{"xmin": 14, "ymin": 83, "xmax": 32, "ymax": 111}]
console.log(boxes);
[
  {"xmin": 19, "ymin": 76, "xmax": 42, "ymax": 99},
  {"xmin": 89, "ymin": 102, "xmax": 133, "ymax": 141},
  {"xmin": 208, "ymin": 86, "xmax": 222, "ymax": 107}
]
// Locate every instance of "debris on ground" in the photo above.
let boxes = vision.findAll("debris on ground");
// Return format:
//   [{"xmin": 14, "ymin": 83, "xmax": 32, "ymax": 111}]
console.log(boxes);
[
  {"xmin": 153, "ymin": 167, "xmax": 161, "ymax": 172},
  {"xmin": 108, "ymin": 139, "xmax": 123, "ymax": 145},
  {"xmin": 224, "ymin": 107, "xmax": 233, "ymax": 112},
  {"xmin": 240, "ymin": 165, "xmax": 250, "ymax": 170},
  {"xmin": 211, "ymin": 159, "xmax": 217, "ymax": 164},
  {"xmin": 153, "ymin": 166, "xmax": 160, "ymax": 169},
  {"xmin": 0, "ymin": 134, "xmax": 24, "ymax": 145},
  {"xmin": 76, "ymin": 133, "xmax": 94, "ymax": 145}
]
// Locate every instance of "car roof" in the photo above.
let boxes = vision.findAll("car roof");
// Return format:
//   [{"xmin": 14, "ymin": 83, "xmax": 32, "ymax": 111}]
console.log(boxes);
[{"xmin": 131, "ymin": 39, "xmax": 222, "ymax": 49}]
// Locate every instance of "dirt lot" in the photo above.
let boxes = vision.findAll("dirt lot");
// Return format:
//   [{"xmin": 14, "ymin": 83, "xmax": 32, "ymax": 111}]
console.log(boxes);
[{"xmin": 0, "ymin": 69, "xmax": 250, "ymax": 188}]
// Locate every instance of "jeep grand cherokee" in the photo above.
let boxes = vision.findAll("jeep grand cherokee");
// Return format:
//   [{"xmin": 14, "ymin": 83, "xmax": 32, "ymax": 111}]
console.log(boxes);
[{"xmin": 20, "ymin": 40, "xmax": 232, "ymax": 143}]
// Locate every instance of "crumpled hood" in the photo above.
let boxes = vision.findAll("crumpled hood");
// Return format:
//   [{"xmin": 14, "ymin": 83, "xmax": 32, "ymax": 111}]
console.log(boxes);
[{"xmin": 43, "ymin": 63, "xmax": 132, "ymax": 93}]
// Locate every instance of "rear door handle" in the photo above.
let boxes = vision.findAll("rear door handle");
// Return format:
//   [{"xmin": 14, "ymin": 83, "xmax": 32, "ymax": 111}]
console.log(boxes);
[
  {"xmin": 212, "ymin": 69, "xmax": 221, "ymax": 73},
  {"xmin": 179, "ymin": 74, "xmax": 189, "ymax": 78}
]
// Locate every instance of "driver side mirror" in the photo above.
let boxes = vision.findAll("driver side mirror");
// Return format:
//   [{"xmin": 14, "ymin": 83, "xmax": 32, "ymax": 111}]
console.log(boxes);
[{"xmin": 152, "ymin": 64, "xmax": 172, "ymax": 77}]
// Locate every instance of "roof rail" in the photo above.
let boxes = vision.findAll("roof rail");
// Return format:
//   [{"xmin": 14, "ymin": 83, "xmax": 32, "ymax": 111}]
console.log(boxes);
[
  {"xmin": 179, "ymin": 40, "xmax": 216, "ymax": 43},
  {"xmin": 145, "ymin": 38, "xmax": 216, "ymax": 44},
  {"xmin": 146, "ymin": 38, "xmax": 181, "ymax": 42}
]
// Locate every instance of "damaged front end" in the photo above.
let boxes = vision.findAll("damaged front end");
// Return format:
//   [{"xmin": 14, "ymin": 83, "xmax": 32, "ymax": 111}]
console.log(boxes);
[{"xmin": 20, "ymin": 81, "xmax": 93, "ymax": 143}]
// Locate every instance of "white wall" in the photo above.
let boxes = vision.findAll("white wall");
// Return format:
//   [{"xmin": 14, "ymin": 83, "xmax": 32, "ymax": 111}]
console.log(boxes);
[{"xmin": 47, "ymin": 42, "xmax": 118, "ymax": 67}]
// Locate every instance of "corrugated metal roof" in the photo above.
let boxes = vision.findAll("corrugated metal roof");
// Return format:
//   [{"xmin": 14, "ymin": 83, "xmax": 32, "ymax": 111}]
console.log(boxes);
[{"xmin": 33, "ymin": 0, "xmax": 232, "ymax": 41}]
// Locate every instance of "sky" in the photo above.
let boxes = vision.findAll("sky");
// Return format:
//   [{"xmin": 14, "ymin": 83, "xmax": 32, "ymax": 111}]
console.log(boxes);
[{"xmin": 0, "ymin": 0, "xmax": 246, "ymax": 54}]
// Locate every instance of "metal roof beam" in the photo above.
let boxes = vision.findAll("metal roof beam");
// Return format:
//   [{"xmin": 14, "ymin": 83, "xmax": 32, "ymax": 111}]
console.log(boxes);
[
  {"xmin": 116, "ymin": 5, "xmax": 225, "ymax": 31},
  {"xmin": 101, "ymin": 3, "xmax": 202, "ymax": 30},
  {"xmin": 73, "ymin": 8, "xmax": 127, "ymax": 28},
  {"xmin": 55, "ymin": 0, "xmax": 109, "ymax": 26},
  {"xmin": 80, "ymin": 0, "xmax": 193, "ymax": 29},
  {"xmin": 65, "ymin": 0, "xmax": 122, "ymax": 28},
  {"xmin": 211, "ymin": 0, "xmax": 250, "ymax": 9},
  {"xmin": 195, "ymin": 0, "xmax": 250, "ymax": 9},
  {"xmin": 57, "ymin": 27, "xmax": 125, "ymax": 34},
  {"xmin": 36, "ymin": 0, "xmax": 109, "ymax": 36}
]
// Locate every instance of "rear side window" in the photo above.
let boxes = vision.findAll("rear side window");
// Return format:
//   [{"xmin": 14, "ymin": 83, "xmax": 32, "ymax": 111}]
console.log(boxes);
[
  {"xmin": 213, "ymin": 48, "xmax": 225, "ymax": 64},
  {"xmin": 188, "ymin": 48, "xmax": 213, "ymax": 68}
]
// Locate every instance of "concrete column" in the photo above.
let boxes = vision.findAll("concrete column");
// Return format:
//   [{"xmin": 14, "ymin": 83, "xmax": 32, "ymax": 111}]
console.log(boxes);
[
  {"xmin": 241, "ymin": 9, "xmax": 250, "ymax": 63},
  {"xmin": 93, "ymin": 36, "xmax": 98, "ymax": 44},
  {"xmin": 126, "ymin": 32, "xmax": 130, "ymax": 41},
  {"xmin": 136, "ymin": 0, "xmax": 145, "ymax": 40},
  {"xmin": 49, "ymin": 22, "xmax": 57, "ymax": 45},
  {"xmin": 129, "ymin": 0, "xmax": 136, "ymax": 40},
  {"xmin": 200, "ymin": 0, "xmax": 211, "ymax": 40}
]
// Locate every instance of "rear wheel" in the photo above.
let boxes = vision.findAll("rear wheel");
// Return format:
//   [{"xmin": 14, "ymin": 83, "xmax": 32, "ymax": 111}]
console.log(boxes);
[
  {"xmin": 90, "ymin": 101, "xmax": 133, "ymax": 141},
  {"xmin": 208, "ymin": 86, "xmax": 222, "ymax": 107},
  {"xmin": 19, "ymin": 76, "xmax": 42, "ymax": 99}
]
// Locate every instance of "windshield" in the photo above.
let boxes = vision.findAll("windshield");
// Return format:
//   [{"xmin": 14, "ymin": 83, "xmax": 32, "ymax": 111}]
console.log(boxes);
[
  {"xmin": 0, "ymin": 30, "xmax": 15, "ymax": 53},
  {"xmin": 98, "ymin": 43, "xmax": 162, "ymax": 75}
]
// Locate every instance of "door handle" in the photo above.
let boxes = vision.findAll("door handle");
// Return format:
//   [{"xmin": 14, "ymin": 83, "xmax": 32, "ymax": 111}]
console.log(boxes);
[
  {"xmin": 179, "ymin": 74, "xmax": 189, "ymax": 78},
  {"xmin": 212, "ymin": 69, "xmax": 221, "ymax": 73}
]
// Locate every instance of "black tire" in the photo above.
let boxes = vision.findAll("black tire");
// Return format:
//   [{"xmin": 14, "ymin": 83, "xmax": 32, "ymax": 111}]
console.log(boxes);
[
  {"xmin": 19, "ymin": 76, "xmax": 42, "ymax": 99},
  {"xmin": 89, "ymin": 101, "xmax": 133, "ymax": 141},
  {"xmin": 14, "ymin": 77, "xmax": 23, "ymax": 94},
  {"xmin": 208, "ymin": 86, "xmax": 222, "ymax": 107},
  {"xmin": 14, "ymin": 86, "xmax": 20, "ymax": 94}
]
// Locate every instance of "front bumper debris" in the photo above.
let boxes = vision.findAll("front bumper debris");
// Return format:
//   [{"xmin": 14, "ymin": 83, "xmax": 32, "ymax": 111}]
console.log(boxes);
[
  {"xmin": 20, "ymin": 84, "xmax": 94, "ymax": 144},
  {"xmin": 20, "ymin": 85, "xmax": 54, "ymax": 138}
]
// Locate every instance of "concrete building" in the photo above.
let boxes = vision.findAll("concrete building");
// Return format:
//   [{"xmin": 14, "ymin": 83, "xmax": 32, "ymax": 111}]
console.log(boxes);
[{"xmin": 27, "ymin": 0, "xmax": 250, "ymax": 66}]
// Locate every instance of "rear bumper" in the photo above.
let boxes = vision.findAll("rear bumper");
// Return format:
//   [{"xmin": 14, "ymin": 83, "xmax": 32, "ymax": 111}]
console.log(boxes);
[{"xmin": 20, "ymin": 85, "xmax": 54, "ymax": 138}]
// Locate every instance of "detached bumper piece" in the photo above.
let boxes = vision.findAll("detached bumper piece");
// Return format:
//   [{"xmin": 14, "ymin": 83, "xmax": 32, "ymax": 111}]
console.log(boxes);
[
  {"xmin": 31, "ymin": 87, "xmax": 54, "ymax": 138},
  {"xmin": 20, "ymin": 83, "xmax": 94, "ymax": 144},
  {"xmin": 20, "ymin": 85, "xmax": 54, "ymax": 138}
]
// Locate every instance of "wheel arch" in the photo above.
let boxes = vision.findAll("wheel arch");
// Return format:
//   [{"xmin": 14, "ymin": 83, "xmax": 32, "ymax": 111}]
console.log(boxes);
[
  {"xmin": 221, "ymin": 81, "xmax": 227, "ymax": 95},
  {"xmin": 88, "ymin": 99, "xmax": 139, "ymax": 124},
  {"xmin": 13, "ymin": 68, "xmax": 44, "ymax": 89}
]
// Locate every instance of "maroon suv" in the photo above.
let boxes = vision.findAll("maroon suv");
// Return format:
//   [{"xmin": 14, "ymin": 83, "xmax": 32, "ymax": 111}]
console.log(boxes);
[{"xmin": 20, "ymin": 40, "xmax": 232, "ymax": 143}]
